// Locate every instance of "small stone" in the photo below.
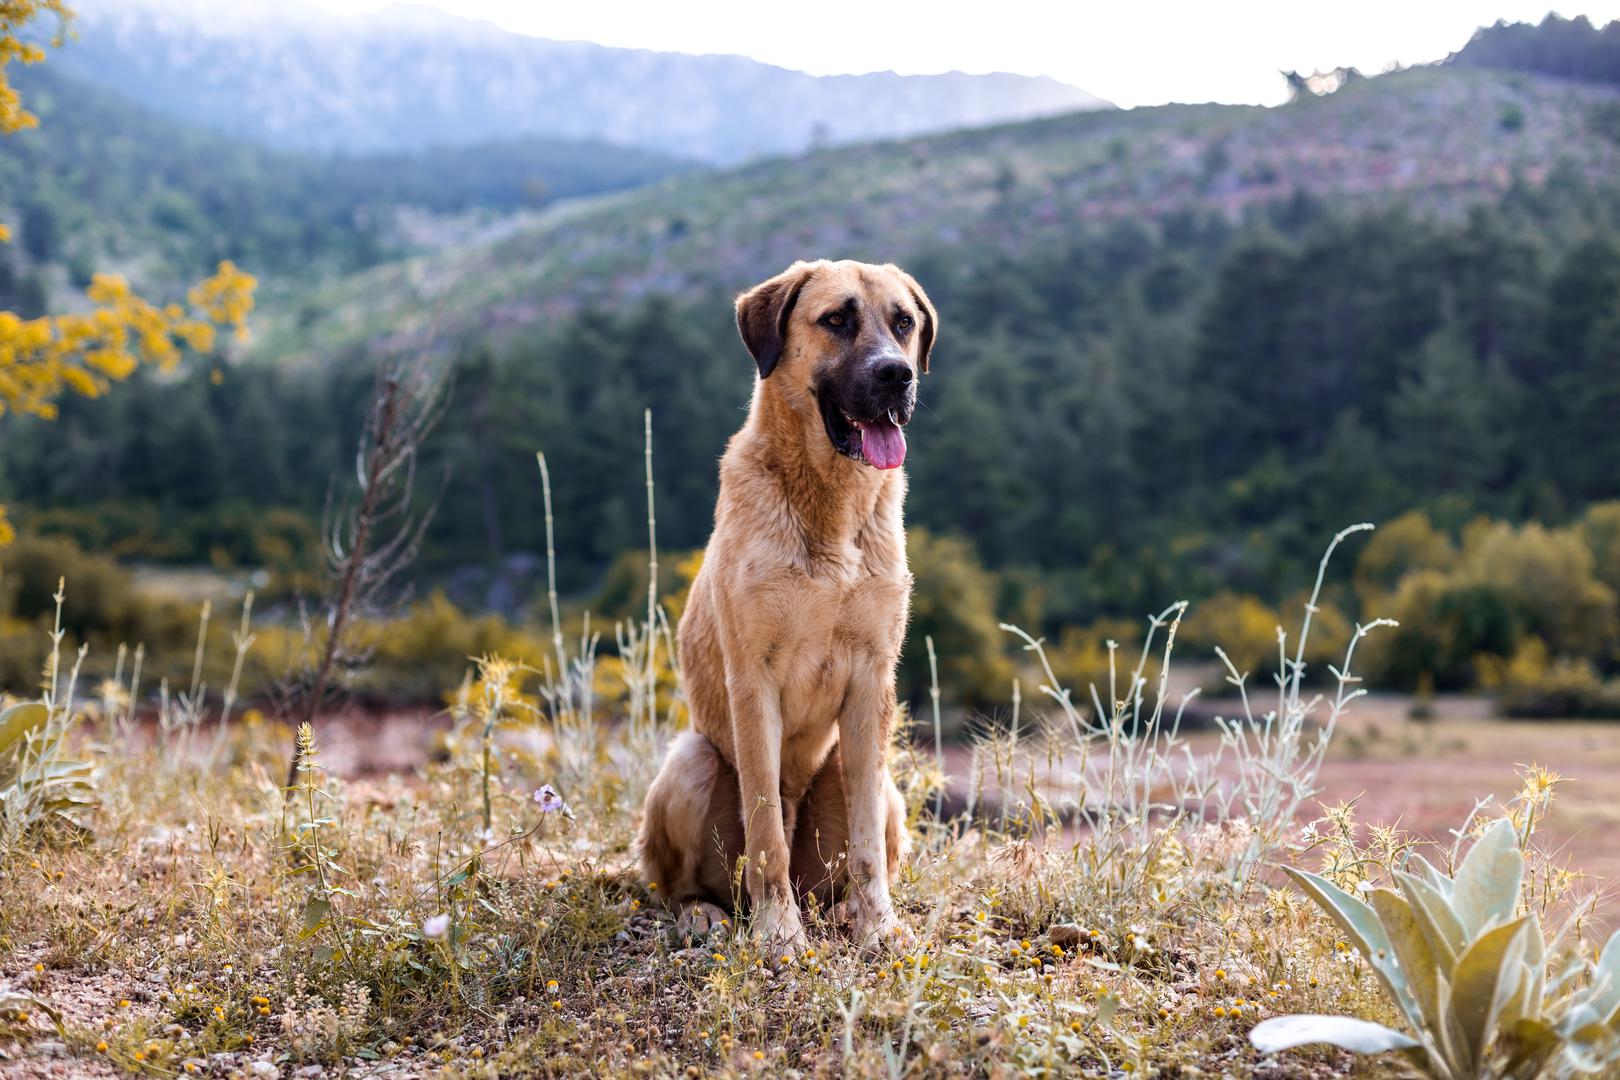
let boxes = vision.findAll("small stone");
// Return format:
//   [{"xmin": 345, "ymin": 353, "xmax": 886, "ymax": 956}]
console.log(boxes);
[
  {"xmin": 1050, "ymin": 922, "xmax": 1085, "ymax": 947},
  {"xmin": 249, "ymin": 1061, "xmax": 279, "ymax": 1077}
]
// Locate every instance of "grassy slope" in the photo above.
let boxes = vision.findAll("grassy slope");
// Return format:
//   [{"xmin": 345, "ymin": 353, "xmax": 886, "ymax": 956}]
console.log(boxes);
[{"xmin": 255, "ymin": 66, "xmax": 1620, "ymax": 362}]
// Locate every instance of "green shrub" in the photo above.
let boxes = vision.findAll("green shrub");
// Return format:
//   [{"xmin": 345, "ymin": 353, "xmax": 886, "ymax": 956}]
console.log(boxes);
[
  {"xmin": 1579, "ymin": 501, "xmax": 1620, "ymax": 598},
  {"xmin": 1365, "ymin": 517, "xmax": 1620, "ymax": 690},
  {"xmin": 1353, "ymin": 510, "xmax": 1454, "ymax": 607},
  {"xmin": 0, "ymin": 532, "xmax": 141, "ymax": 640},
  {"xmin": 1479, "ymin": 638, "xmax": 1620, "ymax": 719},
  {"xmin": 903, "ymin": 528, "xmax": 1014, "ymax": 710},
  {"xmin": 1458, "ymin": 519, "xmax": 1618, "ymax": 659}
]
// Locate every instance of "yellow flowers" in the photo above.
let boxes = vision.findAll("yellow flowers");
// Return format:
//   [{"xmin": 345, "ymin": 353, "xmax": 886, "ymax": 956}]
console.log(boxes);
[
  {"xmin": 1, "ymin": 1, "xmax": 70, "ymax": 135},
  {"xmin": 0, "ymin": 263, "xmax": 257, "ymax": 421}
]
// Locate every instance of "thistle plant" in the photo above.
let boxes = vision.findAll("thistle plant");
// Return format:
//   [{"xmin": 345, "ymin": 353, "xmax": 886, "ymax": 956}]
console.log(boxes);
[
  {"xmin": 990, "ymin": 524, "xmax": 1390, "ymax": 909},
  {"xmin": 286, "ymin": 721, "xmax": 356, "ymax": 972}
]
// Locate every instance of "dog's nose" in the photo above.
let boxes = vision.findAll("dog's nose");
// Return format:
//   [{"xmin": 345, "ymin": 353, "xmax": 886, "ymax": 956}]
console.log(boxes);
[{"xmin": 874, "ymin": 360, "xmax": 913, "ymax": 386}]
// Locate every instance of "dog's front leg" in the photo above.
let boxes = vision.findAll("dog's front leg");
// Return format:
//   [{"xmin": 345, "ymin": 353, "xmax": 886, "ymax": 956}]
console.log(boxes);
[
  {"xmin": 839, "ymin": 660, "xmax": 910, "ymax": 949},
  {"xmin": 727, "ymin": 670, "xmax": 806, "ymax": 951}
]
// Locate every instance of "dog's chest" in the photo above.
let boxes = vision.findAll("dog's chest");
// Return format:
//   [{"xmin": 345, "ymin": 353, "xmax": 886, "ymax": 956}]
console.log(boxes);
[{"xmin": 757, "ymin": 567, "xmax": 910, "ymax": 737}]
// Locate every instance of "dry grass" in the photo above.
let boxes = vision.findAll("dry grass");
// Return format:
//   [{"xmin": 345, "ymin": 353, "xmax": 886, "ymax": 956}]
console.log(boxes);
[
  {"xmin": 2, "ymin": 527, "xmax": 1612, "ymax": 1078},
  {"xmin": 0, "ymin": 708, "xmax": 1419, "ymax": 1079}
]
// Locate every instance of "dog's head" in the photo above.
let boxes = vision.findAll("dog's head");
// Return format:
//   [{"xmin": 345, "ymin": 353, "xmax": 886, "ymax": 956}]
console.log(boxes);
[{"xmin": 736, "ymin": 259, "xmax": 937, "ymax": 471}]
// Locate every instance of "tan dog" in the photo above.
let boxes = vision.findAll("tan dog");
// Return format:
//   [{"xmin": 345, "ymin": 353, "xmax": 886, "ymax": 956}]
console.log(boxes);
[{"xmin": 638, "ymin": 259, "xmax": 936, "ymax": 950}]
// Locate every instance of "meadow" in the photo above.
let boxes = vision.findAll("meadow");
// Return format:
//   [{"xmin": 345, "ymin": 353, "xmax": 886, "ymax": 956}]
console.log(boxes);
[{"xmin": 4, "ymin": 498, "xmax": 1619, "ymax": 1079}]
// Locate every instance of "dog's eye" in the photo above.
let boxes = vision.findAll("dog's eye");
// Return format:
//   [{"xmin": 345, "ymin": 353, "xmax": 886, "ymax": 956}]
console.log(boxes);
[
  {"xmin": 823, "ymin": 312, "xmax": 845, "ymax": 328},
  {"xmin": 895, "ymin": 315, "xmax": 914, "ymax": 333}
]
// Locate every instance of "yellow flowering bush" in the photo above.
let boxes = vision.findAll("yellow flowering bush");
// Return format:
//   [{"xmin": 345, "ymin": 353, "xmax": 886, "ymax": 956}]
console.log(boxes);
[
  {"xmin": 0, "ymin": 1, "xmax": 258, "ymax": 544},
  {"xmin": 0, "ymin": 265, "xmax": 257, "ymax": 419},
  {"xmin": 1, "ymin": 1, "xmax": 70, "ymax": 136}
]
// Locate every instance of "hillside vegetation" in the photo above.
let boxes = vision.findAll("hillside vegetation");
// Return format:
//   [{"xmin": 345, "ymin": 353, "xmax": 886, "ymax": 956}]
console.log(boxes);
[
  {"xmin": 0, "ymin": 65, "xmax": 698, "ymax": 311},
  {"xmin": 252, "ymin": 65, "xmax": 1620, "ymax": 360}
]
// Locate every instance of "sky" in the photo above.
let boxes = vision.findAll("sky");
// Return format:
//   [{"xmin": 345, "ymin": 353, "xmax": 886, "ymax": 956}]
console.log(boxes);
[{"xmin": 309, "ymin": 1, "xmax": 1620, "ymax": 107}]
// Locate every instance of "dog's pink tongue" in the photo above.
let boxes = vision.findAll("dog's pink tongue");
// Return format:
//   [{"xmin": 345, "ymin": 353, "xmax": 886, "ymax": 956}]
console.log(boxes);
[{"xmin": 855, "ymin": 418, "xmax": 906, "ymax": 470}]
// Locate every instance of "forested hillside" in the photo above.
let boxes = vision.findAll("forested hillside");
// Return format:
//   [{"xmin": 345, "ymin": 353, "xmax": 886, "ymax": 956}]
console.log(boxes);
[
  {"xmin": 249, "ymin": 65, "xmax": 1620, "ymax": 362},
  {"xmin": 0, "ymin": 65, "xmax": 697, "ymax": 312},
  {"xmin": 5, "ymin": 127, "xmax": 1618, "ymax": 627},
  {"xmin": 1449, "ymin": 12, "xmax": 1620, "ymax": 86}
]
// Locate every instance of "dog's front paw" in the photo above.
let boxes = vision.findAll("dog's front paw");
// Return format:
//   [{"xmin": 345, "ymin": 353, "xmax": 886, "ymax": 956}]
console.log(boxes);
[
  {"xmin": 677, "ymin": 900, "xmax": 729, "ymax": 938},
  {"xmin": 853, "ymin": 906, "xmax": 914, "ymax": 953},
  {"xmin": 751, "ymin": 899, "xmax": 808, "ymax": 953}
]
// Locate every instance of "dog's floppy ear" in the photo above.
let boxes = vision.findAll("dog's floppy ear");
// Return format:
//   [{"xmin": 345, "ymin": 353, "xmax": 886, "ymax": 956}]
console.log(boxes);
[
  {"xmin": 896, "ymin": 269, "xmax": 938, "ymax": 374},
  {"xmin": 736, "ymin": 263, "xmax": 813, "ymax": 379}
]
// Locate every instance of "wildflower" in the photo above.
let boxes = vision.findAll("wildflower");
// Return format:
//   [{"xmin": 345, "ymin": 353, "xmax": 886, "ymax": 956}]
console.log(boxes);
[
  {"xmin": 96, "ymin": 1041, "xmax": 109, "ymax": 1053},
  {"xmin": 534, "ymin": 784, "xmax": 573, "ymax": 817},
  {"xmin": 423, "ymin": 914, "xmax": 451, "ymax": 939},
  {"xmin": 547, "ymin": 980, "xmax": 559, "ymax": 992},
  {"xmin": 32, "ymin": 963, "xmax": 43, "ymax": 973},
  {"xmin": 119, "ymin": 999, "xmax": 131, "ymax": 1008}
]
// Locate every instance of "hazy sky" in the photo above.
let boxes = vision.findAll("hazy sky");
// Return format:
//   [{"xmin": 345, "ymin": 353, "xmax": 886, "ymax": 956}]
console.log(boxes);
[{"xmin": 310, "ymin": 1, "xmax": 1620, "ymax": 107}]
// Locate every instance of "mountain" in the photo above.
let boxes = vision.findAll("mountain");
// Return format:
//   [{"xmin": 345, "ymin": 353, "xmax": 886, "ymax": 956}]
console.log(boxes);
[
  {"xmin": 0, "ymin": 64, "xmax": 698, "ymax": 306},
  {"xmin": 253, "ymin": 63, "xmax": 1620, "ymax": 361},
  {"xmin": 45, "ymin": 0, "xmax": 1110, "ymax": 164}
]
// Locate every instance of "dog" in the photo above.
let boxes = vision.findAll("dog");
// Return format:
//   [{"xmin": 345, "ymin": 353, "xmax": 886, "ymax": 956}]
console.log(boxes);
[{"xmin": 638, "ymin": 259, "xmax": 936, "ymax": 951}]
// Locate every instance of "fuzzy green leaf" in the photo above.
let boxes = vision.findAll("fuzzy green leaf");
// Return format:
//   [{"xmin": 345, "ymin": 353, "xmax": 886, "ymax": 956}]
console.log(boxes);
[
  {"xmin": 1451, "ymin": 819, "xmax": 1523, "ymax": 936},
  {"xmin": 300, "ymin": 895, "xmax": 332, "ymax": 939},
  {"xmin": 1586, "ymin": 928, "xmax": 1620, "ymax": 1026},
  {"xmin": 1407, "ymin": 853, "xmax": 1456, "ymax": 902},
  {"xmin": 1450, "ymin": 915, "xmax": 1529, "ymax": 1073},
  {"xmin": 1369, "ymin": 887, "xmax": 1441, "ymax": 1030},
  {"xmin": 0, "ymin": 702, "xmax": 47, "ymax": 753},
  {"xmin": 1250, "ymin": 1015, "xmax": 1419, "ymax": 1055},
  {"xmin": 1283, "ymin": 866, "xmax": 1418, "ymax": 1027},
  {"xmin": 1396, "ymin": 869, "xmax": 1466, "ymax": 968}
]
